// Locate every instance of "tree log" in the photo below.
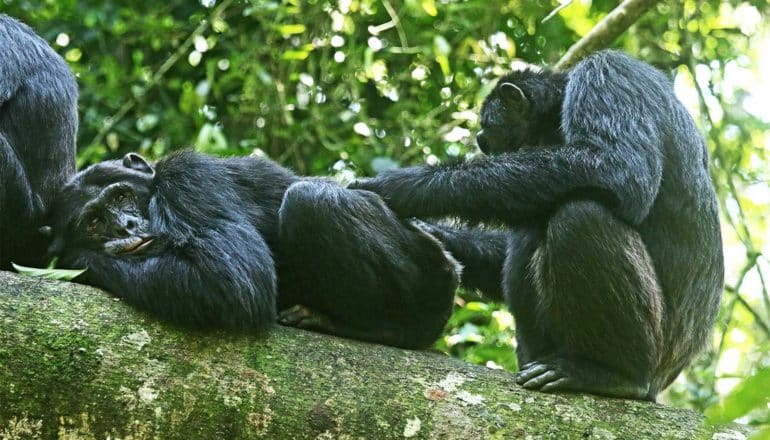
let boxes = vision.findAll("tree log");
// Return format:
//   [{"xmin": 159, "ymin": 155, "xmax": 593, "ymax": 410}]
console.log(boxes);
[{"xmin": 0, "ymin": 271, "xmax": 748, "ymax": 439}]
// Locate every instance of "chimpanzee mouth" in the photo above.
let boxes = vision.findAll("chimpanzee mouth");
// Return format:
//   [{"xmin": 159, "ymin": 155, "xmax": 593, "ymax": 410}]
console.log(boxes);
[{"xmin": 116, "ymin": 237, "xmax": 154, "ymax": 255}]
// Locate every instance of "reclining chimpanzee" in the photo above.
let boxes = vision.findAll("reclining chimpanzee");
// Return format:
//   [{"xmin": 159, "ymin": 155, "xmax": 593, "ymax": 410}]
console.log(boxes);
[{"xmin": 45, "ymin": 151, "xmax": 460, "ymax": 349}]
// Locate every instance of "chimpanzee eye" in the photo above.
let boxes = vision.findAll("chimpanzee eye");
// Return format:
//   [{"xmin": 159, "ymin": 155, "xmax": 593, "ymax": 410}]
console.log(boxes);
[
  {"xmin": 86, "ymin": 216, "xmax": 101, "ymax": 233},
  {"xmin": 114, "ymin": 191, "xmax": 132, "ymax": 204}
]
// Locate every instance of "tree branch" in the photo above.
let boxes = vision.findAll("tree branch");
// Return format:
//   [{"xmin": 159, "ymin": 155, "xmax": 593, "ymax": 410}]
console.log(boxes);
[
  {"xmin": 0, "ymin": 271, "xmax": 750, "ymax": 438},
  {"xmin": 555, "ymin": 0, "xmax": 661, "ymax": 70}
]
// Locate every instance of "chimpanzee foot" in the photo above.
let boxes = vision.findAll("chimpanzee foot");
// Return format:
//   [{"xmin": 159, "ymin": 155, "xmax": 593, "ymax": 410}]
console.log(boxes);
[
  {"xmin": 278, "ymin": 304, "xmax": 336, "ymax": 333},
  {"xmin": 278, "ymin": 305, "xmax": 405, "ymax": 346},
  {"xmin": 515, "ymin": 356, "xmax": 650, "ymax": 400}
]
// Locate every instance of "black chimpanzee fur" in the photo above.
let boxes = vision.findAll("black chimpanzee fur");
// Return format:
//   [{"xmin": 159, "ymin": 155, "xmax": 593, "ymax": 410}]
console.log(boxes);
[
  {"xmin": 46, "ymin": 151, "xmax": 459, "ymax": 349},
  {"xmin": 0, "ymin": 15, "xmax": 78, "ymax": 268},
  {"xmin": 353, "ymin": 51, "xmax": 724, "ymax": 400}
]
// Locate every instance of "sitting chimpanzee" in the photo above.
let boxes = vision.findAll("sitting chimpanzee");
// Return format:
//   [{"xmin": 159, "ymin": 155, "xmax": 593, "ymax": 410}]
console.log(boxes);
[
  {"xmin": 0, "ymin": 15, "xmax": 78, "ymax": 268},
  {"xmin": 45, "ymin": 151, "xmax": 459, "ymax": 349},
  {"xmin": 352, "ymin": 51, "xmax": 724, "ymax": 400}
]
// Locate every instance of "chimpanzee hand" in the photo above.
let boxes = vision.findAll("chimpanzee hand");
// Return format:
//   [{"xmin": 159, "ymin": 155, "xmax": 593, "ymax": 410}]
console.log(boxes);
[{"xmin": 349, "ymin": 166, "xmax": 431, "ymax": 218}]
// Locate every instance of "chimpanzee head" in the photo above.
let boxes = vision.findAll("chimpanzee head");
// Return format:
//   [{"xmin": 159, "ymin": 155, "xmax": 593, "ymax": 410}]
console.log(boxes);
[
  {"xmin": 44, "ymin": 153, "xmax": 157, "ymax": 257},
  {"xmin": 476, "ymin": 67, "xmax": 567, "ymax": 155}
]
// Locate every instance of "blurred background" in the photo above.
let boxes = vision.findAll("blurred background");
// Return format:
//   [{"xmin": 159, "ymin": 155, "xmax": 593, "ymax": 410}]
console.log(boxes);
[{"xmin": 4, "ymin": 0, "xmax": 769, "ymax": 428}]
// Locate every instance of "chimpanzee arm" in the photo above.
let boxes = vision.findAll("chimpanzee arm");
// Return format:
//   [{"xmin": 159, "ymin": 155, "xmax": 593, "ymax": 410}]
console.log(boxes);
[
  {"xmin": 354, "ymin": 140, "xmax": 662, "ymax": 228},
  {"xmin": 68, "ymin": 223, "xmax": 277, "ymax": 331},
  {"xmin": 354, "ymin": 58, "xmax": 665, "ymax": 227}
]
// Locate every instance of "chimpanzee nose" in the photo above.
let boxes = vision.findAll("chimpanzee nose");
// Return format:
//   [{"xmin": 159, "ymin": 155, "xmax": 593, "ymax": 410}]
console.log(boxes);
[{"xmin": 114, "ymin": 216, "xmax": 138, "ymax": 237}]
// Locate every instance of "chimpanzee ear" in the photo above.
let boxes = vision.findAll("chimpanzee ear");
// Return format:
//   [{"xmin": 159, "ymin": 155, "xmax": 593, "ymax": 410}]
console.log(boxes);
[
  {"xmin": 122, "ymin": 153, "xmax": 155, "ymax": 176},
  {"xmin": 500, "ymin": 82, "xmax": 530, "ymax": 113}
]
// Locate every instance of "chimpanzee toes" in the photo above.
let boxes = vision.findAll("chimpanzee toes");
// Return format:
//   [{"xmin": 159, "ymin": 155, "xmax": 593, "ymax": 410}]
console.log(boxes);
[
  {"xmin": 515, "ymin": 357, "xmax": 652, "ymax": 399},
  {"xmin": 278, "ymin": 304, "xmax": 336, "ymax": 334},
  {"xmin": 540, "ymin": 378, "xmax": 572, "ymax": 392},
  {"xmin": 277, "ymin": 304, "xmax": 314, "ymax": 326},
  {"xmin": 516, "ymin": 361, "xmax": 570, "ymax": 390}
]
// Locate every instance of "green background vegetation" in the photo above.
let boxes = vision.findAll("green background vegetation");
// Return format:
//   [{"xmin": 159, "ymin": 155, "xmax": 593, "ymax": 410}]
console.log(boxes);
[{"xmin": 4, "ymin": 0, "xmax": 770, "ymax": 431}]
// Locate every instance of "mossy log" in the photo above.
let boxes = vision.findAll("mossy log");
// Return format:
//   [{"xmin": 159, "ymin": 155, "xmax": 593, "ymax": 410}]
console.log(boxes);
[{"xmin": 0, "ymin": 271, "xmax": 748, "ymax": 439}]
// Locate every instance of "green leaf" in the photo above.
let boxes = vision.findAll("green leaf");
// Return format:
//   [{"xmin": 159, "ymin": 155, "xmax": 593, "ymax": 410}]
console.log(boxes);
[
  {"xmin": 281, "ymin": 50, "xmax": 310, "ymax": 60},
  {"xmin": 421, "ymin": 0, "xmax": 438, "ymax": 17},
  {"xmin": 433, "ymin": 36, "xmax": 451, "ymax": 77},
  {"xmin": 276, "ymin": 24, "xmax": 306, "ymax": 35},
  {"xmin": 705, "ymin": 368, "xmax": 770, "ymax": 424},
  {"xmin": 12, "ymin": 263, "xmax": 87, "ymax": 281}
]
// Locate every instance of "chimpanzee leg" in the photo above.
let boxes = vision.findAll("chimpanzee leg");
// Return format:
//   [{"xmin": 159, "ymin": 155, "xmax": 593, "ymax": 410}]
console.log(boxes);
[
  {"xmin": 515, "ymin": 200, "xmax": 662, "ymax": 400},
  {"xmin": 502, "ymin": 226, "xmax": 558, "ymax": 365},
  {"xmin": 0, "ymin": 135, "xmax": 38, "ymax": 267},
  {"xmin": 277, "ymin": 180, "xmax": 459, "ymax": 348}
]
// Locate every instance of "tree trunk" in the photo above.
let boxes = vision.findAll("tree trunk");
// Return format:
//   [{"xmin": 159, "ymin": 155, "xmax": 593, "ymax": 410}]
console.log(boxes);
[{"xmin": 0, "ymin": 271, "xmax": 747, "ymax": 439}]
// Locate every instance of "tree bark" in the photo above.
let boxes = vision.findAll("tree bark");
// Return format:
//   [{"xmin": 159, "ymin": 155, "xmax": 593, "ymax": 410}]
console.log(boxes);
[
  {"xmin": 555, "ymin": 0, "xmax": 661, "ymax": 70},
  {"xmin": 0, "ymin": 271, "xmax": 748, "ymax": 439}
]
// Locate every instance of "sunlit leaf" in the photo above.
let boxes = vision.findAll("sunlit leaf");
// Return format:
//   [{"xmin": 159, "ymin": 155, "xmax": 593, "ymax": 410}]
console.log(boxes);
[
  {"xmin": 277, "ymin": 24, "xmax": 306, "ymax": 35},
  {"xmin": 705, "ymin": 368, "xmax": 770, "ymax": 424},
  {"xmin": 751, "ymin": 427, "xmax": 770, "ymax": 440},
  {"xmin": 281, "ymin": 50, "xmax": 310, "ymax": 60},
  {"xmin": 464, "ymin": 301, "xmax": 489, "ymax": 312},
  {"xmin": 421, "ymin": 0, "xmax": 438, "ymax": 17}
]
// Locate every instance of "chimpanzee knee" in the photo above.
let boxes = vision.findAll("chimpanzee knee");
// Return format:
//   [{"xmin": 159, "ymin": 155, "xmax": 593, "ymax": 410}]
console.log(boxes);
[
  {"xmin": 277, "ymin": 179, "xmax": 458, "ymax": 349},
  {"xmin": 280, "ymin": 179, "xmax": 332, "ymax": 215},
  {"xmin": 282, "ymin": 179, "xmax": 342, "ymax": 206},
  {"xmin": 545, "ymin": 200, "xmax": 617, "ymax": 248},
  {"xmin": 278, "ymin": 179, "xmax": 359, "ymax": 231}
]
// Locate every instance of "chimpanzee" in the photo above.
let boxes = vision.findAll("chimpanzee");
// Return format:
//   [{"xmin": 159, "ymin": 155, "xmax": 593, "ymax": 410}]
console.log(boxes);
[
  {"xmin": 0, "ymin": 15, "xmax": 78, "ymax": 268},
  {"xmin": 45, "ymin": 151, "xmax": 459, "ymax": 348},
  {"xmin": 352, "ymin": 50, "xmax": 724, "ymax": 400}
]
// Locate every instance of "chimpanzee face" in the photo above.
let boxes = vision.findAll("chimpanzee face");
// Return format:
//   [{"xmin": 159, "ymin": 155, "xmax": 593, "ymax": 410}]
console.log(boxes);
[
  {"xmin": 46, "ymin": 153, "xmax": 157, "ymax": 256},
  {"xmin": 74, "ymin": 181, "xmax": 153, "ymax": 254},
  {"xmin": 476, "ymin": 80, "xmax": 532, "ymax": 155}
]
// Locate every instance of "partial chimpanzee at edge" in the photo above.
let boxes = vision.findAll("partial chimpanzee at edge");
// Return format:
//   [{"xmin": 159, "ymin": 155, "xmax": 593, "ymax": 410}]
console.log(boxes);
[
  {"xmin": 0, "ymin": 15, "xmax": 78, "ymax": 268},
  {"xmin": 45, "ymin": 151, "xmax": 459, "ymax": 348},
  {"xmin": 352, "ymin": 51, "xmax": 724, "ymax": 400}
]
